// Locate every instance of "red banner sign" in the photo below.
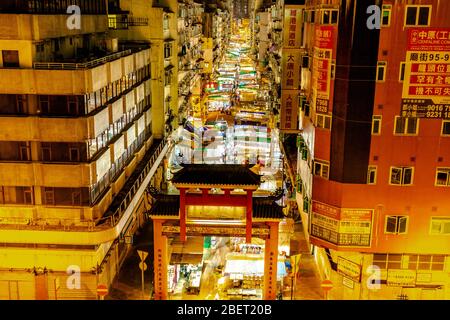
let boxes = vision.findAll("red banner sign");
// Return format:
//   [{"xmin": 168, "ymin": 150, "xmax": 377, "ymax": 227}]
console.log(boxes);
[{"xmin": 408, "ymin": 28, "xmax": 450, "ymax": 51}]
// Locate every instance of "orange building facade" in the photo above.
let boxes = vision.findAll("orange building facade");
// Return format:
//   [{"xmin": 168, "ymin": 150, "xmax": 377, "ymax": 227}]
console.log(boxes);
[{"xmin": 295, "ymin": 0, "xmax": 450, "ymax": 299}]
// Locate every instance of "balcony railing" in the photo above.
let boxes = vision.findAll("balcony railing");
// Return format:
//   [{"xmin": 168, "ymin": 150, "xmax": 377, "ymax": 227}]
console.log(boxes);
[
  {"xmin": 96, "ymin": 138, "xmax": 167, "ymax": 227},
  {"xmin": 33, "ymin": 50, "xmax": 132, "ymax": 70},
  {"xmin": 90, "ymin": 126, "xmax": 152, "ymax": 204}
]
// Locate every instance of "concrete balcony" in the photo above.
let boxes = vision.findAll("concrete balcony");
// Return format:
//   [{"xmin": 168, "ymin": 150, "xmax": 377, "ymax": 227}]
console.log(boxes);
[
  {"xmin": 0, "ymin": 14, "xmax": 108, "ymax": 41},
  {"xmin": 0, "ymin": 116, "xmax": 88, "ymax": 141},
  {"xmin": 0, "ymin": 48, "xmax": 150, "ymax": 95},
  {"xmin": 39, "ymin": 163, "xmax": 92, "ymax": 187},
  {"xmin": 0, "ymin": 162, "xmax": 92, "ymax": 188}
]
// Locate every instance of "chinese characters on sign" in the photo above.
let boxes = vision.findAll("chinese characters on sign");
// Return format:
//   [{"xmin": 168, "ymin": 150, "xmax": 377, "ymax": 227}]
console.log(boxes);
[
  {"xmin": 408, "ymin": 28, "xmax": 450, "ymax": 51},
  {"xmin": 312, "ymin": 26, "xmax": 335, "ymax": 115},
  {"xmin": 402, "ymin": 28, "xmax": 450, "ymax": 118},
  {"xmin": 337, "ymin": 257, "xmax": 361, "ymax": 282},
  {"xmin": 387, "ymin": 270, "xmax": 417, "ymax": 287},
  {"xmin": 281, "ymin": 5, "xmax": 303, "ymax": 131},
  {"xmin": 281, "ymin": 90, "xmax": 299, "ymax": 130},
  {"xmin": 310, "ymin": 201, "xmax": 373, "ymax": 247},
  {"xmin": 282, "ymin": 49, "xmax": 301, "ymax": 90},
  {"xmin": 283, "ymin": 8, "xmax": 302, "ymax": 48}
]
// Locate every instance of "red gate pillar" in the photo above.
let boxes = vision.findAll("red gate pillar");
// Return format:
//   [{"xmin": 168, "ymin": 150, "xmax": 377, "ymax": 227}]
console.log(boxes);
[
  {"xmin": 34, "ymin": 272, "xmax": 49, "ymax": 300},
  {"xmin": 246, "ymin": 190, "xmax": 253, "ymax": 244},
  {"xmin": 179, "ymin": 188, "xmax": 186, "ymax": 242},
  {"xmin": 263, "ymin": 221, "xmax": 279, "ymax": 300},
  {"xmin": 153, "ymin": 219, "xmax": 168, "ymax": 300}
]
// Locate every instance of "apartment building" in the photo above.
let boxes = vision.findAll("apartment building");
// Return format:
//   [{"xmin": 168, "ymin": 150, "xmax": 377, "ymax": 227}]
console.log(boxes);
[
  {"xmin": 108, "ymin": 0, "xmax": 179, "ymax": 136},
  {"xmin": 295, "ymin": 0, "xmax": 450, "ymax": 300},
  {"xmin": 177, "ymin": 0, "xmax": 204, "ymax": 121},
  {"xmin": 0, "ymin": 0, "xmax": 168, "ymax": 299}
]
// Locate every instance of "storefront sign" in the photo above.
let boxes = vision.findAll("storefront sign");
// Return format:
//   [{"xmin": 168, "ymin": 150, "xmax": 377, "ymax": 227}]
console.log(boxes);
[
  {"xmin": 337, "ymin": 257, "xmax": 361, "ymax": 282},
  {"xmin": 281, "ymin": 90, "xmax": 299, "ymax": 131},
  {"xmin": 416, "ymin": 273, "xmax": 432, "ymax": 283},
  {"xmin": 407, "ymin": 28, "xmax": 450, "ymax": 51},
  {"xmin": 402, "ymin": 28, "xmax": 450, "ymax": 119},
  {"xmin": 312, "ymin": 201, "xmax": 340, "ymax": 219},
  {"xmin": 282, "ymin": 49, "xmax": 301, "ymax": 90},
  {"xmin": 283, "ymin": 7, "xmax": 302, "ymax": 48},
  {"xmin": 162, "ymin": 225, "xmax": 270, "ymax": 238},
  {"xmin": 387, "ymin": 269, "xmax": 417, "ymax": 287}
]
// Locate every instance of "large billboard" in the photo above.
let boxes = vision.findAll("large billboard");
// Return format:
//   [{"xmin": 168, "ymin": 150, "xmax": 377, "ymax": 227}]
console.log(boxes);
[
  {"xmin": 310, "ymin": 201, "xmax": 373, "ymax": 248},
  {"xmin": 312, "ymin": 26, "xmax": 335, "ymax": 115},
  {"xmin": 401, "ymin": 28, "xmax": 450, "ymax": 119}
]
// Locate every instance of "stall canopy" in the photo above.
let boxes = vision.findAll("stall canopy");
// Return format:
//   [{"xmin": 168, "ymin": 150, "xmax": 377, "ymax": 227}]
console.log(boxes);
[
  {"xmin": 224, "ymin": 257, "xmax": 287, "ymax": 278},
  {"xmin": 169, "ymin": 237, "xmax": 204, "ymax": 265}
]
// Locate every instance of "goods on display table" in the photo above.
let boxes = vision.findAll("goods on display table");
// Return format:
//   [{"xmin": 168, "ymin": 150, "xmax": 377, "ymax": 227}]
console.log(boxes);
[{"xmin": 186, "ymin": 270, "xmax": 202, "ymax": 295}]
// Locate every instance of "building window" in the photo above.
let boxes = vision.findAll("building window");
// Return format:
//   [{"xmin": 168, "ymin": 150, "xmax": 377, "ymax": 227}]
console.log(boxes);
[
  {"xmin": 376, "ymin": 61, "xmax": 387, "ymax": 82},
  {"xmin": 331, "ymin": 61, "xmax": 336, "ymax": 79},
  {"xmin": 430, "ymin": 217, "xmax": 450, "ymax": 235},
  {"xmin": 321, "ymin": 9, "xmax": 338, "ymax": 25},
  {"xmin": 164, "ymin": 43, "xmax": 172, "ymax": 59},
  {"xmin": 19, "ymin": 142, "xmax": 31, "ymax": 161},
  {"xmin": 435, "ymin": 168, "xmax": 450, "ymax": 187},
  {"xmin": 405, "ymin": 5, "xmax": 431, "ymax": 26},
  {"xmin": 0, "ymin": 186, "xmax": 33, "ymax": 204},
  {"xmin": 409, "ymin": 255, "xmax": 445, "ymax": 271},
  {"xmin": 163, "ymin": 15, "xmax": 169, "ymax": 30},
  {"xmin": 385, "ymin": 215, "xmax": 408, "ymax": 234},
  {"xmin": 316, "ymin": 114, "xmax": 332, "ymax": 130},
  {"xmin": 394, "ymin": 116, "xmax": 419, "ymax": 135},
  {"xmin": 310, "ymin": 10, "xmax": 316, "ymax": 23},
  {"xmin": 367, "ymin": 166, "xmax": 377, "ymax": 185},
  {"xmin": 399, "ymin": 62, "xmax": 406, "ymax": 82},
  {"xmin": 390, "ymin": 166, "xmax": 414, "ymax": 186},
  {"xmin": 313, "ymin": 160, "xmax": 330, "ymax": 179},
  {"xmin": 2, "ymin": 50, "xmax": 20, "ymax": 68},
  {"xmin": 372, "ymin": 115, "xmax": 382, "ymax": 135},
  {"xmin": 301, "ymin": 55, "xmax": 310, "ymax": 68},
  {"xmin": 381, "ymin": 5, "xmax": 392, "ymax": 27},
  {"xmin": 442, "ymin": 120, "xmax": 450, "ymax": 136},
  {"xmin": 372, "ymin": 254, "xmax": 388, "ymax": 269},
  {"xmin": 39, "ymin": 95, "xmax": 50, "ymax": 113},
  {"xmin": 375, "ymin": 254, "xmax": 445, "ymax": 271},
  {"xmin": 44, "ymin": 187, "xmax": 55, "ymax": 205}
]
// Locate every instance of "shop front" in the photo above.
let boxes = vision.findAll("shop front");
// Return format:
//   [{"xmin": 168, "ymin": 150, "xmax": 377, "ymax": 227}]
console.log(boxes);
[{"xmin": 219, "ymin": 242, "xmax": 287, "ymax": 300}]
